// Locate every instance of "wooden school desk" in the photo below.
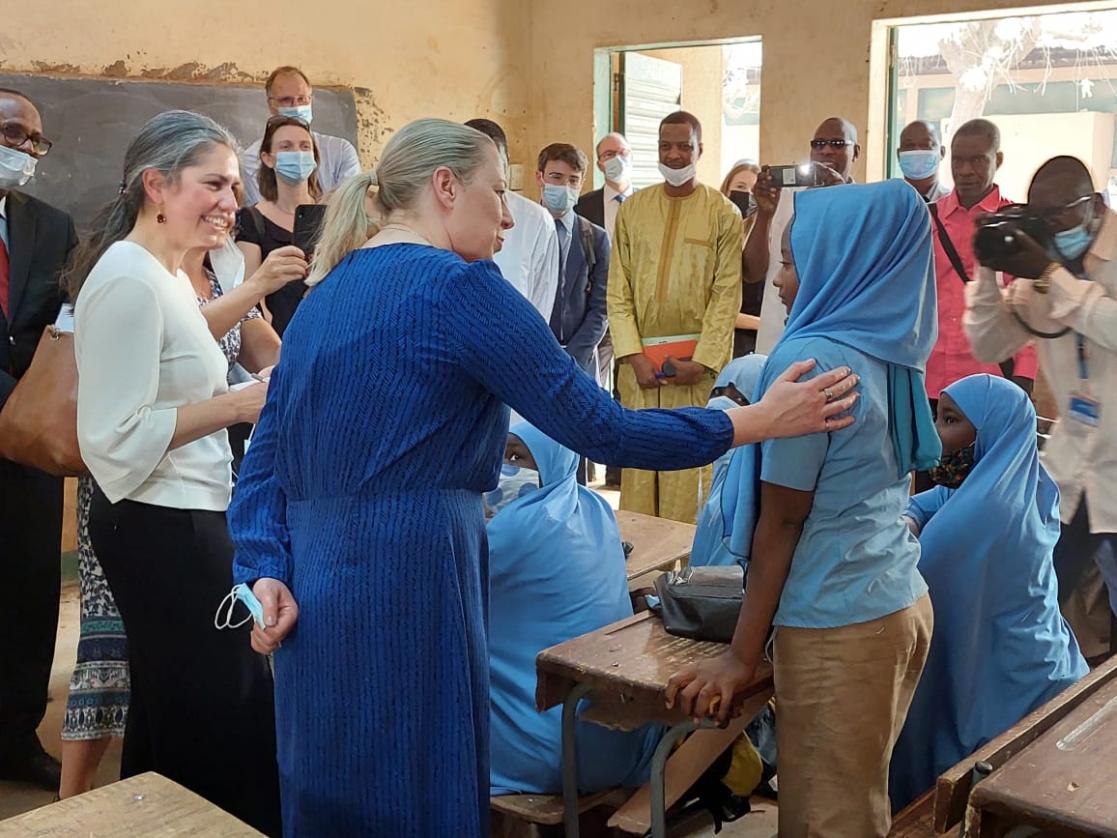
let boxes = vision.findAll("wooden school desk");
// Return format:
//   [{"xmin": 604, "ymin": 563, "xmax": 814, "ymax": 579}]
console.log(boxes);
[
  {"xmin": 535, "ymin": 611, "xmax": 773, "ymax": 838},
  {"xmin": 0, "ymin": 772, "xmax": 262, "ymax": 837},
  {"xmin": 616, "ymin": 509, "xmax": 696, "ymax": 585},
  {"xmin": 964, "ymin": 673, "xmax": 1117, "ymax": 837}
]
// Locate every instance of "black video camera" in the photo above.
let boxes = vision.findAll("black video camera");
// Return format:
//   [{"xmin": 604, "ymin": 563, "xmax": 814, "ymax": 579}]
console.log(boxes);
[{"xmin": 973, "ymin": 205, "xmax": 1051, "ymax": 263}]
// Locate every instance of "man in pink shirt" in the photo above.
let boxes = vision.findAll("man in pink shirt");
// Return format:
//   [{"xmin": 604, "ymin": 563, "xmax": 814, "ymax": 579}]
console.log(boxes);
[{"xmin": 926, "ymin": 118, "xmax": 1036, "ymax": 406}]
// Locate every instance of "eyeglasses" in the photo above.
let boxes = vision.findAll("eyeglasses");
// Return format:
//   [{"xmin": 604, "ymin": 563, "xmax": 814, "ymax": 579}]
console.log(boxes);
[
  {"xmin": 1025, "ymin": 194, "xmax": 1097, "ymax": 226},
  {"xmin": 1, "ymin": 121, "xmax": 52, "ymax": 157},
  {"xmin": 267, "ymin": 95, "xmax": 312, "ymax": 108},
  {"xmin": 809, "ymin": 139, "xmax": 853, "ymax": 150},
  {"xmin": 266, "ymin": 114, "xmax": 311, "ymax": 129}
]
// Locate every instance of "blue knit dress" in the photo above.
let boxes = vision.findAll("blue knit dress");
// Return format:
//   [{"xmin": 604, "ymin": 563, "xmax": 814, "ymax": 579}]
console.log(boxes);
[{"xmin": 229, "ymin": 244, "xmax": 734, "ymax": 837}]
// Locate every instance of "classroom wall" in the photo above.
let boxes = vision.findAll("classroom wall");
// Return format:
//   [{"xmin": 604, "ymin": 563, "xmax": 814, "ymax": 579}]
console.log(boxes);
[
  {"xmin": 639, "ymin": 46, "xmax": 726, "ymax": 188},
  {"xmin": 0, "ymin": 0, "xmax": 533, "ymax": 168},
  {"xmin": 526, "ymin": 0, "xmax": 1076, "ymax": 184}
]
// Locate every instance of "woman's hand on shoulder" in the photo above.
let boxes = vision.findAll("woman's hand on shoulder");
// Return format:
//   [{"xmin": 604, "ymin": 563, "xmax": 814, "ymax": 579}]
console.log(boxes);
[{"xmin": 744, "ymin": 359, "xmax": 859, "ymax": 443}]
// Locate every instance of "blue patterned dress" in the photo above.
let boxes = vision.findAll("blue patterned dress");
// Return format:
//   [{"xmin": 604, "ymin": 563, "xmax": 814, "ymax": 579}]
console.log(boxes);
[{"xmin": 229, "ymin": 244, "xmax": 733, "ymax": 837}]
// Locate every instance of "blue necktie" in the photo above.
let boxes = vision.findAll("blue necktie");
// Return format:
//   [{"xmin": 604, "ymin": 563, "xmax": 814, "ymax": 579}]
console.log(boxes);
[
  {"xmin": 614, "ymin": 193, "xmax": 626, "ymax": 204},
  {"xmin": 555, "ymin": 218, "xmax": 570, "ymax": 274}
]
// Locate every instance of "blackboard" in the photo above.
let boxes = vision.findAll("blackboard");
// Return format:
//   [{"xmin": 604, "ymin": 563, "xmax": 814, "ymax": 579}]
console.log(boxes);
[{"xmin": 0, "ymin": 73, "xmax": 359, "ymax": 229}]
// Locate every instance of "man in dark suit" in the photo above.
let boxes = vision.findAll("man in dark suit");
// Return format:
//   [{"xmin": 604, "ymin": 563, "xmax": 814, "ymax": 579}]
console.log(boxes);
[
  {"xmin": 575, "ymin": 132, "xmax": 632, "ymax": 485},
  {"xmin": 537, "ymin": 143, "xmax": 609, "ymax": 375},
  {"xmin": 0, "ymin": 87, "xmax": 78, "ymax": 791},
  {"xmin": 574, "ymin": 132, "xmax": 634, "ymax": 240}
]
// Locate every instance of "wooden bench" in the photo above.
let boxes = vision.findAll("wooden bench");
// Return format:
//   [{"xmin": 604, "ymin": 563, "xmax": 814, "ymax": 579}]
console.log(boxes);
[
  {"xmin": 490, "ymin": 788, "xmax": 629, "ymax": 836},
  {"xmin": 0, "ymin": 772, "xmax": 261, "ymax": 836},
  {"xmin": 616, "ymin": 509, "xmax": 695, "ymax": 587},
  {"xmin": 536, "ymin": 611, "xmax": 773, "ymax": 838}
]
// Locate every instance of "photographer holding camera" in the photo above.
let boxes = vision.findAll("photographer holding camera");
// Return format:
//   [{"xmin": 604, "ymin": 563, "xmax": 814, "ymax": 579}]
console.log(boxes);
[{"xmin": 966, "ymin": 154, "xmax": 1117, "ymax": 658}]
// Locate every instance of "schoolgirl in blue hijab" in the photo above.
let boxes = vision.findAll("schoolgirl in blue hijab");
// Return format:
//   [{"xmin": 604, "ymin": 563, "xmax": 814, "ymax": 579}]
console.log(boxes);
[
  {"xmin": 692, "ymin": 354, "xmax": 767, "ymax": 568},
  {"xmin": 890, "ymin": 374, "xmax": 1088, "ymax": 808},
  {"xmin": 667, "ymin": 180, "xmax": 941, "ymax": 837},
  {"xmin": 487, "ymin": 422, "xmax": 660, "ymax": 794}
]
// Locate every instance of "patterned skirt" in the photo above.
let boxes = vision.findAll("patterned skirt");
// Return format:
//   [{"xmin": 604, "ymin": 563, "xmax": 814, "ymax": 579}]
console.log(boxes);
[{"xmin": 61, "ymin": 477, "xmax": 130, "ymax": 741}]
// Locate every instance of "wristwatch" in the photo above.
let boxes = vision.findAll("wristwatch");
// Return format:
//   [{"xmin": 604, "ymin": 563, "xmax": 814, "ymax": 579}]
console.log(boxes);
[{"xmin": 1033, "ymin": 262, "xmax": 1060, "ymax": 295}]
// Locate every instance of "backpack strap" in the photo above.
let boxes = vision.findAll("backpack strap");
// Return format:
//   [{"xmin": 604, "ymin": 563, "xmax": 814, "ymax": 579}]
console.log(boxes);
[{"xmin": 928, "ymin": 202, "xmax": 1017, "ymax": 380}]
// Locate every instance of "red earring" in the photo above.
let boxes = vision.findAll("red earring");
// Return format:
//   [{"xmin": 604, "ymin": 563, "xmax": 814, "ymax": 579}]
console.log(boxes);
[{"xmin": 156, "ymin": 212, "xmax": 166, "ymax": 224}]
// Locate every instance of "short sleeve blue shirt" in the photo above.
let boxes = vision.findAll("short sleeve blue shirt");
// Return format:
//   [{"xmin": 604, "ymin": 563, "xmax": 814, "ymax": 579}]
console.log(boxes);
[{"xmin": 760, "ymin": 336, "xmax": 927, "ymax": 628}]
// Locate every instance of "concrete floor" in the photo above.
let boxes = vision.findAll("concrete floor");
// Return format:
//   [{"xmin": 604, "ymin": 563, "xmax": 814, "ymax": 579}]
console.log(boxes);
[{"xmin": 0, "ymin": 577, "xmax": 778, "ymax": 837}]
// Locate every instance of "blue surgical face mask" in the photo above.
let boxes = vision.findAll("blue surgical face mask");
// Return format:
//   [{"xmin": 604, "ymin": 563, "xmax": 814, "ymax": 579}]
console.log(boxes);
[
  {"xmin": 897, "ymin": 149, "xmax": 940, "ymax": 181},
  {"xmin": 274, "ymin": 150, "xmax": 317, "ymax": 184},
  {"xmin": 603, "ymin": 154, "xmax": 631, "ymax": 183},
  {"xmin": 277, "ymin": 104, "xmax": 313, "ymax": 124},
  {"xmin": 542, "ymin": 183, "xmax": 579, "ymax": 214},
  {"xmin": 214, "ymin": 583, "xmax": 265, "ymax": 630},
  {"xmin": 1052, "ymin": 202, "xmax": 1095, "ymax": 261}
]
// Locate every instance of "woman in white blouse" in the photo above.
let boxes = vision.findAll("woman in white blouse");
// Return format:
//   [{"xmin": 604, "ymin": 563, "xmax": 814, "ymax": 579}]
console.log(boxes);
[{"xmin": 67, "ymin": 111, "xmax": 281, "ymax": 836}]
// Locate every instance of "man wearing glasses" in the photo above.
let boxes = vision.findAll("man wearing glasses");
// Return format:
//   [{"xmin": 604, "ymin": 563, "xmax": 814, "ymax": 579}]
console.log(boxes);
[
  {"xmin": 746, "ymin": 116, "xmax": 861, "ymax": 353},
  {"xmin": 239, "ymin": 66, "xmax": 361, "ymax": 205},
  {"xmin": 0, "ymin": 87, "xmax": 77, "ymax": 792},
  {"xmin": 968, "ymin": 155, "xmax": 1117, "ymax": 661}
]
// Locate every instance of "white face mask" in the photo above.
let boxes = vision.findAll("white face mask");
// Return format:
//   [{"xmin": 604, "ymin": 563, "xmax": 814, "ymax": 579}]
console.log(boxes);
[
  {"xmin": 603, "ymin": 154, "xmax": 632, "ymax": 183},
  {"xmin": 0, "ymin": 144, "xmax": 38, "ymax": 188},
  {"xmin": 658, "ymin": 161, "xmax": 696, "ymax": 188}
]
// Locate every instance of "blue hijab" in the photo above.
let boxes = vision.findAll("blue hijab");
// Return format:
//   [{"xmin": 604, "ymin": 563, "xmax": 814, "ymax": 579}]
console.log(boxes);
[
  {"xmin": 889, "ymin": 375, "xmax": 1088, "ymax": 808},
  {"xmin": 775, "ymin": 179, "xmax": 941, "ymax": 476},
  {"xmin": 488, "ymin": 422, "xmax": 660, "ymax": 795},
  {"xmin": 692, "ymin": 354, "xmax": 767, "ymax": 568}
]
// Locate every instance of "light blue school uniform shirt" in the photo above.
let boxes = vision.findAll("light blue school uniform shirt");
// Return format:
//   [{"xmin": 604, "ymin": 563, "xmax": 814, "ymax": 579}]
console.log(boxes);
[{"xmin": 760, "ymin": 336, "xmax": 927, "ymax": 629}]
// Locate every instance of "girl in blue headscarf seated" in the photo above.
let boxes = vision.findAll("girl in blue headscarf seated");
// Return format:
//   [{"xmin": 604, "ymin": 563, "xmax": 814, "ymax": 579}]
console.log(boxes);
[
  {"xmin": 692, "ymin": 354, "xmax": 767, "ymax": 568},
  {"xmin": 489, "ymin": 422, "xmax": 765, "ymax": 815},
  {"xmin": 889, "ymin": 374, "xmax": 1088, "ymax": 809},
  {"xmin": 667, "ymin": 180, "xmax": 941, "ymax": 838},
  {"xmin": 488, "ymin": 421, "xmax": 662, "ymax": 796}
]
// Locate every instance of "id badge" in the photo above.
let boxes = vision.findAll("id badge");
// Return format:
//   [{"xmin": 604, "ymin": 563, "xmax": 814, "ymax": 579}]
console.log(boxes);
[{"xmin": 1068, "ymin": 392, "xmax": 1101, "ymax": 427}]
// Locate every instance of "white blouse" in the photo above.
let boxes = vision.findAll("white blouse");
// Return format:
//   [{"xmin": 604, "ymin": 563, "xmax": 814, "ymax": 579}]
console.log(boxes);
[{"xmin": 75, "ymin": 241, "xmax": 232, "ymax": 511}]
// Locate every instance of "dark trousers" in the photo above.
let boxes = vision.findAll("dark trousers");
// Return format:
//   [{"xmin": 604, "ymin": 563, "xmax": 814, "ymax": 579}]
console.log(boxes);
[
  {"xmin": 89, "ymin": 488, "xmax": 281, "ymax": 836},
  {"xmin": 0, "ymin": 459, "xmax": 62, "ymax": 765},
  {"xmin": 1053, "ymin": 498, "xmax": 1117, "ymax": 656}
]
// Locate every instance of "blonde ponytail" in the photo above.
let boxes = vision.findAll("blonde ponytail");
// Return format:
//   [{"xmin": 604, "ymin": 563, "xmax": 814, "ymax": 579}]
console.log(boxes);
[
  {"xmin": 306, "ymin": 170, "xmax": 380, "ymax": 287},
  {"xmin": 306, "ymin": 119, "xmax": 495, "ymax": 287}
]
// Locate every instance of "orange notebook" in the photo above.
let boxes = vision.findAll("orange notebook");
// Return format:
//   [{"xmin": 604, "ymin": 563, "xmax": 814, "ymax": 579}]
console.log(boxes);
[{"xmin": 641, "ymin": 334, "xmax": 700, "ymax": 374}]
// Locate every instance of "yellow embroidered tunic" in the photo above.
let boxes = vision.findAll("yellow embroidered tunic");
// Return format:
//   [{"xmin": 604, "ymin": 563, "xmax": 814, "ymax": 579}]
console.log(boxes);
[{"xmin": 607, "ymin": 183, "xmax": 743, "ymax": 522}]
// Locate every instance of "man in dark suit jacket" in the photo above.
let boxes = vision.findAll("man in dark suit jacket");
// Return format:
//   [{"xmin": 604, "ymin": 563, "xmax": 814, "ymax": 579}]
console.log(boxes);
[
  {"xmin": 574, "ymin": 133, "xmax": 632, "ymax": 485},
  {"xmin": 537, "ymin": 143, "xmax": 609, "ymax": 375},
  {"xmin": 574, "ymin": 132, "xmax": 634, "ymax": 241},
  {"xmin": 0, "ymin": 87, "xmax": 78, "ymax": 791}
]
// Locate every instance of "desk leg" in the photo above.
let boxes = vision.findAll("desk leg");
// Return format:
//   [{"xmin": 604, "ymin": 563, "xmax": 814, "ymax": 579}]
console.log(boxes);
[
  {"xmin": 562, "ymin": 682, "xmax": 593, "ymax": 838},
  {"xmin": 649, "ymin": 719, "xmax": 700, "ymax": 838}
]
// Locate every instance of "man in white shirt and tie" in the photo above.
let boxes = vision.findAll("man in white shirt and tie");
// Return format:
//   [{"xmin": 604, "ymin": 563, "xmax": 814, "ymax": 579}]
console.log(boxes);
[
  {"xmin": 576, "ymin": 132, "xmax": 635, "ymax": 242},
  {"xmin": 465, "ymin": 118, "xmax": 559, "ymax": 320},
  {"xmin": 240, "ymin": 66, "xmax": 362, "ymax": 206}
]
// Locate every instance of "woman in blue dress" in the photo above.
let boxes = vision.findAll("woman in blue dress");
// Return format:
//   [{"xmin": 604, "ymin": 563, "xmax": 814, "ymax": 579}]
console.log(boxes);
[
  {"xmin": 889, "ymin": 374, "xmax": 1088, "ymax": 808},
  {"xmin": 227, "ymin": 118, "xmax": 859, "ymax": 837}
]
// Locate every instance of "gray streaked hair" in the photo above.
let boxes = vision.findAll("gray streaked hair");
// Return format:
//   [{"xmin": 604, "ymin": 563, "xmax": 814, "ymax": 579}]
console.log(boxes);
[
  {"xmin": 308, "ymin": 118, "xmax": 497, "ymax": 286},
  {"xmin": 63, "ymin": 110, "xmax": 237, "ymax": 299}
]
